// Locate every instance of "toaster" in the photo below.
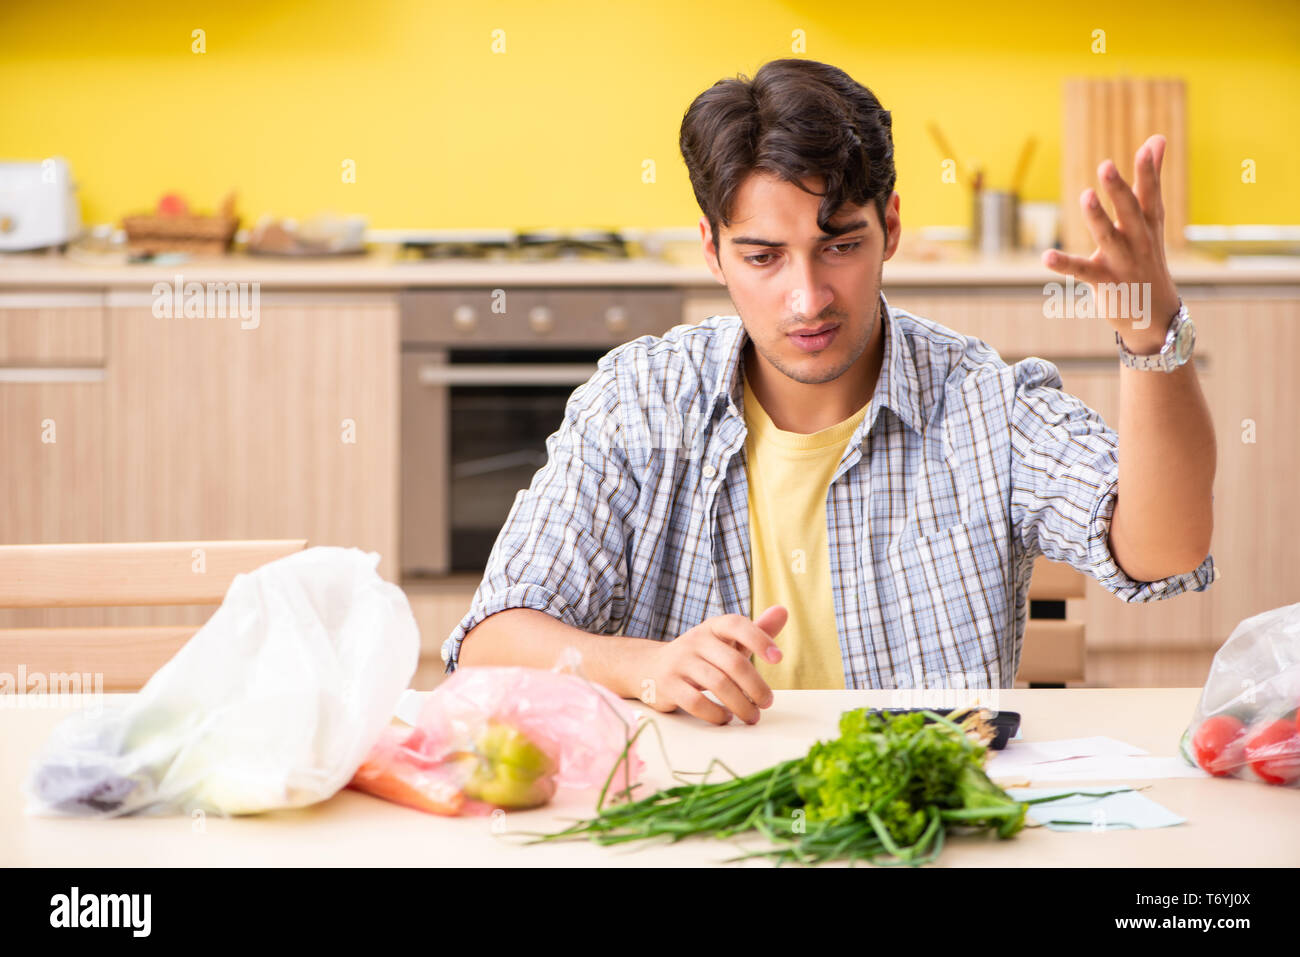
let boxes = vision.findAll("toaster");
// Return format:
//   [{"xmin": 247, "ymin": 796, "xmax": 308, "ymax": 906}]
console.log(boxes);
[{"xmin": 0, "ymin": 158, "xmax": 82, "ymax": 251}]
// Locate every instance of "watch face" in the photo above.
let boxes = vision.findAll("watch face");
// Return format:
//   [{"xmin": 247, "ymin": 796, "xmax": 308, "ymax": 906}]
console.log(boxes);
[{"xmin": 1174, "ymin": 319, "xmax": 1195, "ymax": 363}]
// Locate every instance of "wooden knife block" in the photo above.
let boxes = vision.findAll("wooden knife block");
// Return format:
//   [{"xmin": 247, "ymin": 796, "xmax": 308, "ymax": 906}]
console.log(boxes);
[{"xmin": 1062, "ymin": 78, "xmax": 1188, "ymax": 256}]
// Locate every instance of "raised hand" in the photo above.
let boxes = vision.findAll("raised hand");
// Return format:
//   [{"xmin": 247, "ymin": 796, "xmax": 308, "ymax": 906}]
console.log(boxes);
[{"xmin": 1043, "ymin": 133, "xmax": 1182, "ymax": 351}]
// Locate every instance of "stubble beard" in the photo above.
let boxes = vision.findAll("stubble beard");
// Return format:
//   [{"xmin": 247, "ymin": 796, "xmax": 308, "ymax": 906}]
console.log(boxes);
[{"xmin": 752, "ymin": 293, "xmax": 878, "ymax": 386}]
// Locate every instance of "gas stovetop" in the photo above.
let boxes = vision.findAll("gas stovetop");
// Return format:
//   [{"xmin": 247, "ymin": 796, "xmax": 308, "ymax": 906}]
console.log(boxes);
[{"xmin": 398, "ymin": 229, "xmax": 634, "ymax": 262}]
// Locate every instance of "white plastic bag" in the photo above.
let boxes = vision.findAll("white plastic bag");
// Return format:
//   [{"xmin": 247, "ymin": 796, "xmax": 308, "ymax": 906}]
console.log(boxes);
[
  {"xmin": 25, "ymin": 546, "xmax": 420, "ymax": 817},
  {"xmin": 1180, "ymin": 600, "xmax": 1300, "ymax": 786}
]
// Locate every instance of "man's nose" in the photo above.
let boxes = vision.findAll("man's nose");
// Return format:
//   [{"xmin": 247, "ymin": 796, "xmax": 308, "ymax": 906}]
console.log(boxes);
[{"xmin": 788, "ymin": 264, "xmax": 834, "ymax": 320}]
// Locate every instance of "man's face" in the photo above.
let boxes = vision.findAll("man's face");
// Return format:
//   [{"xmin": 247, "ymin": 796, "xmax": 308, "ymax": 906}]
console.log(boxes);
[{"xmin": 702, "ymin": 172, "xmax": 901, "ymax": 385}]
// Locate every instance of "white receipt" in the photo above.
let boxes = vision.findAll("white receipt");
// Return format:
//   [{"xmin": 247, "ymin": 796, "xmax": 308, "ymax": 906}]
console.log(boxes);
[{"xmin": 986, "ymin": 736, "xmax": 1208, "ymax": 782}]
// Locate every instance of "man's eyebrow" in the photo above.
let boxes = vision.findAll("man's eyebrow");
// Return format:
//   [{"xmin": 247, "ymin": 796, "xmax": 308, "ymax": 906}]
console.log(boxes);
[{"xmin": 729, "ymin": 218, "xmax": 870, "ymax": 247}]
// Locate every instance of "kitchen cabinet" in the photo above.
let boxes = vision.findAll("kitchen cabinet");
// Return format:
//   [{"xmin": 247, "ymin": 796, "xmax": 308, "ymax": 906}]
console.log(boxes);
[
  {"xmin": 102, "ymin": 290, "xmax": 400, "ymax": 578},
  {"xmin": 0, "ymin": 293, "xmax": 107, "ymax": 630},
  {"xmin": 0, "ymin": 293, "xmax": 107, "ymax": 549},
  {"xmin": 1, "ymin": 290, "xmax": 399, "ymax": 633}
]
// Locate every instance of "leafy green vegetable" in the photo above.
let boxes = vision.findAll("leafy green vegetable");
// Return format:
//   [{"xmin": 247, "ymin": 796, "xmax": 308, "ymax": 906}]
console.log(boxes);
[{"xmin": 527, "ymin": 706, "xmax": 1111, "ymax": 866}]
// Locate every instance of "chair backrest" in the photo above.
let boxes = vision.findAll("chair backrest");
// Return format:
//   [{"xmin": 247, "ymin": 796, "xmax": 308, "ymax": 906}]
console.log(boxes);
[
  {"xmin": 0, "ymin": 540, "xmax": 307, "ymax": 692},
  {"xmin": 1018, "ymin": 556, "xmax": 1087, "ymax": 685}
]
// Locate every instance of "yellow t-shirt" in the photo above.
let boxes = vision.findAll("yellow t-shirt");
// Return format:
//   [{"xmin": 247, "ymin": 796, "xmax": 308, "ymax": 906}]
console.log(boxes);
[{"xmin": 743, "ymin": 376, "xmax": 871, "ymax": 690}]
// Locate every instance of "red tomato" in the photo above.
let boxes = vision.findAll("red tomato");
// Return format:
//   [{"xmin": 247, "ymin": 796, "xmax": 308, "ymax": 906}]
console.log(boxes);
[
  {"xmin": 156, "ymin": 192, "xmax": 189, "ymax": 217},
  {"xmin": 1192, "ymin": 715, "xmax": 1246, "ymax": 776},
  {"xmin": 1243, "ymin": 720, "xmax": 1300, "ymax": 785}
]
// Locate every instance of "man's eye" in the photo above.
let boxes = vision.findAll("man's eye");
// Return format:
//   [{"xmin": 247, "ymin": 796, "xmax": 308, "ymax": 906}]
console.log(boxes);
[{"xmin": 743, "ymin": 242, "xmax": 860, "ymax": 267}]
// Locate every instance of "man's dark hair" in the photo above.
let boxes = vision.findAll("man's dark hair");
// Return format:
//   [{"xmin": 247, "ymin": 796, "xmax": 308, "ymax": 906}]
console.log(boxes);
[{"xmin": 679, "ymin": 58, "xmax": 896, "ymax": 253}]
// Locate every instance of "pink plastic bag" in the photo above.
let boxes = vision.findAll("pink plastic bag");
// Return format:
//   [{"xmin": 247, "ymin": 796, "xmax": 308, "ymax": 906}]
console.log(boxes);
[{"xmin": 349, "ymin": 660, "xmax": 645, "ymax": 816}]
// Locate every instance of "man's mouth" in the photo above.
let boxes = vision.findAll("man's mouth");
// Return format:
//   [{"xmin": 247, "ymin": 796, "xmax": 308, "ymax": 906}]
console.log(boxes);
[
  {"xmin": 790, "ymin": 322, "xmax": 837, "ymax": 336},
  {"xmin": 788, "ymin": 323, "xmax": 839, "ymax": 352}
]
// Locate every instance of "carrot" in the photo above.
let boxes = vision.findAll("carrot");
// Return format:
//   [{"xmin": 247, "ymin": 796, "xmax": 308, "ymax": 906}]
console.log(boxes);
[
  {"xmin": 349, "ymin": 758, "xmax": 466, "ymax": 816},
  {"xmin": 348, "ymin": 728, "xmax": 467, "ymax": 816}
]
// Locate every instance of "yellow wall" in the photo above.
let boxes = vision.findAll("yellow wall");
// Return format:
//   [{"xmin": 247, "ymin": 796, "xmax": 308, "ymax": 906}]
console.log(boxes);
[{"xmin": 2, "ymin": 0, "xmax": 1296, "ymax": 230}]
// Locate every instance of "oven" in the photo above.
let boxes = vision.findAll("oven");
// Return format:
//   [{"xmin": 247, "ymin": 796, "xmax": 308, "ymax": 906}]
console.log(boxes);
[{"xmin": 400, "ymin": 288, "xmax": 685, "ymax": 577}]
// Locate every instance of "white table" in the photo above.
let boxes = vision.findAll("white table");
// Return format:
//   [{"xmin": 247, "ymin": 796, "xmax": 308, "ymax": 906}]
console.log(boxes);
[{"xmin": 2, "ymin": 688, "xmax": 1295, "ymax": 867}]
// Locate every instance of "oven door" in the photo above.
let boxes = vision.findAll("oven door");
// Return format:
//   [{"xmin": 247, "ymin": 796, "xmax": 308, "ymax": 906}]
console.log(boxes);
[{"xmin": 401, "ymin": 348, "xmax": 604, "ymax": 577}]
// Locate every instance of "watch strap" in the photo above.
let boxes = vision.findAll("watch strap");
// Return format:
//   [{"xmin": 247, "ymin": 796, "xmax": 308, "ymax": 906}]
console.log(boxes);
[{"xmin": 1116, "ymin": 300, "xmax": 1191, "ymax": 372}]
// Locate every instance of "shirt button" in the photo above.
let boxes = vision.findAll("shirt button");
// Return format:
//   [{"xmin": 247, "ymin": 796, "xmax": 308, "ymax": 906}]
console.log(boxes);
[{"xmin": 702, "ymin": 464, "xmax": 717, "ymax": 479}]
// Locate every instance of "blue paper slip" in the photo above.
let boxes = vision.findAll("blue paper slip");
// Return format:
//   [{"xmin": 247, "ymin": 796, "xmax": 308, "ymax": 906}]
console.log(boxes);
[{"xmin": 1004, "ymin": 786, "xmax": 1187, "ymax": 832}]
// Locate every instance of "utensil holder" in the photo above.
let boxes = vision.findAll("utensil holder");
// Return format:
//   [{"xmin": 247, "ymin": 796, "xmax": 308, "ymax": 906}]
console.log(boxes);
[{"xmin": 971, "ymin": 189, "xmax": 1019, "ymax": 257}]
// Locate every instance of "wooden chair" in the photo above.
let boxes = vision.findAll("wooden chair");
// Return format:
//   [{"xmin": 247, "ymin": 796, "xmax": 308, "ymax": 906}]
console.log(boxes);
[
  {"xmin": 0, "ymin": 540, "xmax": 307, "ymax": 692},
  {"xmin": 1017, "ymin": 557, "xmax": 1088, "ymax": 686}
]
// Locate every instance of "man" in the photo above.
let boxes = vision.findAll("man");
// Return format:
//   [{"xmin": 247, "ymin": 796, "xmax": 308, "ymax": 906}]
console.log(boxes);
[{"xmin": 443, "ymin": 59, "xmax": 1216, "ymax": 725}]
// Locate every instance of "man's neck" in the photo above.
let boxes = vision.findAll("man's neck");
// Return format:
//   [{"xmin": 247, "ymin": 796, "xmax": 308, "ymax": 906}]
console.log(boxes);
[{"xmin": 744, "ymin": 310, "xmax": 886, "ymax": 434}]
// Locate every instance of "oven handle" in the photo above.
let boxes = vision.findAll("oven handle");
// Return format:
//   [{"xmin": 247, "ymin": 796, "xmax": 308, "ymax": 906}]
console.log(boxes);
[{"xmin": 416, "ymin": 363, "xmax": 598, "ymax": 386}]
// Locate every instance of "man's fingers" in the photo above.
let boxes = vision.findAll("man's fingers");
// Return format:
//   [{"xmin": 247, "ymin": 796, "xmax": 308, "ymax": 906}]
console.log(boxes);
[
  {"xmin": 1080, "ymin": 186, "xmax": 1121, "ymax": 253},
  {"xmin": 1133, "ymin": 140, "xmax": 1165, "ymax": 230},
  {"xmin": 677, "ymin": 678, "xmax": 732, "ymax": 725},
  {"xmin": 697, "ymin": 639, "xmax": 774, "ymax": 713},
  {"xmin": 710, "ymin": 613, "xmax": 783, "ymax": 664},
  {"xmin": 1098, "ymin": 159, "xmax": 1145, "ymax": 241},
  {"xmin": 1042, "ymin": 248, "xmax": 1106, "ymax": 283},
  {"xmin": 754, "ymin": 604, "xmax": 789, "ymax": 639},
  {"xmin": 687, "ymin": 659, "xmax": 760, "ymax": 724},
  {"xmin": 1151, "ymin": 133, "xmax": 1167, "ymax": 177}
]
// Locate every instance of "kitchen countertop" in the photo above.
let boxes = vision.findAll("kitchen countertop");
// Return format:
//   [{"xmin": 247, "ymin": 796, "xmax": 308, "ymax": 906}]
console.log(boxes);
[
  {"xmin": 3, "ymin": 687, "xmax": 1295, "ymax": 867},
  {"xmin": 1, "ymin": 245, "xmax": 1298, "ymax": 290}
]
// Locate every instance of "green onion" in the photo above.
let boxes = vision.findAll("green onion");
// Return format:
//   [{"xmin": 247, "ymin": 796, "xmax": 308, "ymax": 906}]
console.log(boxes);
[{"xmin": 521, "ymin": 703, "xmax": 1110, "ymax": 866}]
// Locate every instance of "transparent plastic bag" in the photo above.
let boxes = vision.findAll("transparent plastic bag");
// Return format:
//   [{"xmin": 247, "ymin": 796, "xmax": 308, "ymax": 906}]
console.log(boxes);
[
  {"xmin": 25, "ymin": 547, "xmax": 420, "ymax": 817},
  {"xmin": 348, "ymin": 653, "xmax": 645, "ymax": 816},
  {"xmin": 1179, "ymin": 600, "xmax": 1300, "ymax": 786}
]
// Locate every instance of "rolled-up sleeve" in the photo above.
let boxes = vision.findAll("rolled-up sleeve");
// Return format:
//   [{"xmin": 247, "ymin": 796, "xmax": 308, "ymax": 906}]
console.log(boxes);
[
  {"xmin": 1008, "ymin": 356, "xmax": 1216, "ymax": 603},
  {"xmin": 441, "ymin": 364, "xmax": 634, "ymax": 672}
]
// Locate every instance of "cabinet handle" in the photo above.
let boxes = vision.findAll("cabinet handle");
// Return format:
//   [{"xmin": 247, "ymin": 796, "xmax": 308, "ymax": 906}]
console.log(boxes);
[
  {"xmin": 417, "ymin": 363, "xmax": 595, "ymax": 386},
  {"xmin": 0, "ymin": 367, "xmax": 105, "ymax": 383}
]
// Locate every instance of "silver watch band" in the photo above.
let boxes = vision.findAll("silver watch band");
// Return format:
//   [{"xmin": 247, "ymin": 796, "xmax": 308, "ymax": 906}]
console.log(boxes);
[{"xmin": 1116, "ymin": 300, "xmax": 1194, "ymax": 372}]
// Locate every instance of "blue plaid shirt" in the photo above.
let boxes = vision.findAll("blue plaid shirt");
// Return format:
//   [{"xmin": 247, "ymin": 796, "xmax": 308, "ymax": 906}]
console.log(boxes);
[{"xmin": 442, "ymin": 291, "xmax": 1216, "ymax": 689}]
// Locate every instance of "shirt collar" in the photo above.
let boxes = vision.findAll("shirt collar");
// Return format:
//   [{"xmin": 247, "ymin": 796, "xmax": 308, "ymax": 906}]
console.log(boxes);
[{"xmin": 710, "ymin": 290, "xmax": 927, "ymax": 436}]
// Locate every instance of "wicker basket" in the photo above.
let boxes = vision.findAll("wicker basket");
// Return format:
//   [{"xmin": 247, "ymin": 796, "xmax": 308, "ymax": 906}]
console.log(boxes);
[{"xmin": 122, "ymin": 192, "xmax": 239, "ymax": 256}]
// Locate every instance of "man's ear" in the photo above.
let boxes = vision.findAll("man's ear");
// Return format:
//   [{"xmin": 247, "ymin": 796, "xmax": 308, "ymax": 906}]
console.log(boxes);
[
  {"xmin": 700, "ymin": 216, "xmax": 726, "ymax": 286},
  {"xmin": 882, "ymin": 191, "xmax": 902, "ymax": 261}
]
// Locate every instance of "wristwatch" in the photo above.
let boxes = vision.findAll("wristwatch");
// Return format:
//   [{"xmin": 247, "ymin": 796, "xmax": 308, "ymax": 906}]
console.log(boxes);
[{"xmin": 1115, "ymin": 299, "xmax": 1195, "ymax": 372}]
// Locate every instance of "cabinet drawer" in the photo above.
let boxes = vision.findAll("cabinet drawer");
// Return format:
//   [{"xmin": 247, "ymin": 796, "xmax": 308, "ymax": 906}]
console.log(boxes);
[
  {"xmin": 0, "ymin": 292, "xmax": 105, "ymax": 365},
  {"xmin": 401, "ymin": 288, "xmax": 684, "ymax": 347}
]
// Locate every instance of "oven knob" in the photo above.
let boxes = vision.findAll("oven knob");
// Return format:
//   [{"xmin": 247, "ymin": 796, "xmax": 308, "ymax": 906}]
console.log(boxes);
[
  {"xmin": 604, "ymin": 305, "xmax": 629, "ymax": 334},
  {"xmin": 528, "ymin": 305, "xmax": 554, "ymax": 335},
  {"xmin": 452, "ymin": 304, "xmax": 478, "ymax": 331}
]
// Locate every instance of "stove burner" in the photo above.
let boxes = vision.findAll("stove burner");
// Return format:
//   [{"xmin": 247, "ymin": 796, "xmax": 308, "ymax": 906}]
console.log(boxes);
[{"xmin": 401, "ymin": 230, "xmax": 631, "ymax": 261}]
